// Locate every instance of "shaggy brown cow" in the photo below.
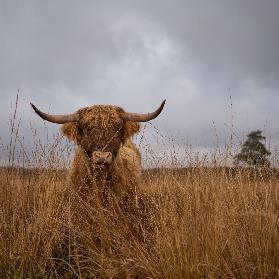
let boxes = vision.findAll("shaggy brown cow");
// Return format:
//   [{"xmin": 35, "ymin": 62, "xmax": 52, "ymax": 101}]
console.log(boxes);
[{"xmin": 30, "ymin": 100, "xmax": 166, "ymax": 200}]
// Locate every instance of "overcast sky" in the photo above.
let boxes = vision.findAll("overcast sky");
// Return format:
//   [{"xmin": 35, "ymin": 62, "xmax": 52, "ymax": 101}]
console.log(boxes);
[{"xmin": 1, "ymin": 0, "xmax": 279, "ymax": 156}]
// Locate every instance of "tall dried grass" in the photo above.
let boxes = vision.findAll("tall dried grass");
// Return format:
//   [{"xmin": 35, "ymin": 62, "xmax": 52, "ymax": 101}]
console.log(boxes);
[{"xmin": 0, "ymin": 97, "xmax": 279, "ymax": 278}]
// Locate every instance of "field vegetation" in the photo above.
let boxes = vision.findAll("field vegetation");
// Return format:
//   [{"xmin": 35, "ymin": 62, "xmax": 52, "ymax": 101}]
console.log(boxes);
[{"xmin": 0, "ymin": 98, "xmax": 279, "ymax": 278}]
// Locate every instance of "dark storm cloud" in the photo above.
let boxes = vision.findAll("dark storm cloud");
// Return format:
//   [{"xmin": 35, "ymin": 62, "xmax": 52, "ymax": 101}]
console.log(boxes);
[
  {"xmin": 0, "ymin": 0, "xmax": 279, "ymax": 153},
  {"xmin": 138, "ymin": 0, "xmax": 279, "ymax": 82}
]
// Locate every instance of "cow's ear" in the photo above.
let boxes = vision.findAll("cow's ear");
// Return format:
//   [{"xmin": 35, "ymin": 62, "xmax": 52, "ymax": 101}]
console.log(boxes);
[
  {"xmin": 61, "ymin": 123, "xmax": 81, "ymax": 143},
  {"xmin": 122, "ymin": 121, "xmax": 140, "ymax": 142}
]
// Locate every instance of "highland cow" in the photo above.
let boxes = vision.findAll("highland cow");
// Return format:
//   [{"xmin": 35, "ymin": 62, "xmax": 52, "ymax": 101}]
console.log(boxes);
[{"xmin": 30, "ymin": 100, "xmax": 166, "ymax": 201}]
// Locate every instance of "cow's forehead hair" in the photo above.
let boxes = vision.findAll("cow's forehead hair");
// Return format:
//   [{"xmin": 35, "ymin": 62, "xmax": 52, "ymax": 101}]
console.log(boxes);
[
  {"xmin": 60, "ymin": 105, "xmax": 140, "ymax": 144},
  {"xmin": 77, "ymin": 105, "xmax": 125, "ymax": 123},
  {"xmin": 78, "ymin": 105, "xmax": 124, "ymax": 114},
  {"xmin": 76, "ymin": 105, "xmax": 125, "ymax": 144}
]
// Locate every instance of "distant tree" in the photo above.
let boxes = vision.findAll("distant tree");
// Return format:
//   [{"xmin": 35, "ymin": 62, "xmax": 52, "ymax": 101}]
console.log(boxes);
[{"xmin": 234, "ymin": 130, "xmax": 271, "ymax": 168}]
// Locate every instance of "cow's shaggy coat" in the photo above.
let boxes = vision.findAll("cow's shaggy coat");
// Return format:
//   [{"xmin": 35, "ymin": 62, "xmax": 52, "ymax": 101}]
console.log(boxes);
[
  {"xmin": 61, "ymin": 105, "xmax": 141, "ymax": 199},
  {"xmin": 30, "ymin": 100, "xmax": 165, "ymax": 201}
]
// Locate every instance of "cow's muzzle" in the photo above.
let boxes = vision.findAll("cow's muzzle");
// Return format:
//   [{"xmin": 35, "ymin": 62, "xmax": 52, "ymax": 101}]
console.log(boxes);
[{"xmin": 92, "ymin": 151, "xmax": 113, "ymax": 165}]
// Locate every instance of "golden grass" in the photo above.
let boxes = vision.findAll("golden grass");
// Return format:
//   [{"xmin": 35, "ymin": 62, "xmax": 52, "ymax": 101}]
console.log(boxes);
[{"xmin": 1, "ymin": 166, "xmax": 279, "ymax": 278}]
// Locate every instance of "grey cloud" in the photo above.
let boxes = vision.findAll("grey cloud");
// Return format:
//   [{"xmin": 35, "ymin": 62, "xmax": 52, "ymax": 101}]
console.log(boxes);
[
  {"xmin": 0, "ymin": 0, "xmax": 279, "ymax": 154},
  {"xmin": 137, "ymin": 0, "xmax": 279, "ymax": 83}
]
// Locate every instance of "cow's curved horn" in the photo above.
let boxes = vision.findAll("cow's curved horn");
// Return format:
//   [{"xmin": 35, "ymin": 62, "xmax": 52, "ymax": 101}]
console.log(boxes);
[
  {"xmin": 30, "ymin": 103, "xmax": 79, "ymax": 124},
  {"xmin": 122, "ymin": 100, "xmax": 166, "ymax": 122}
]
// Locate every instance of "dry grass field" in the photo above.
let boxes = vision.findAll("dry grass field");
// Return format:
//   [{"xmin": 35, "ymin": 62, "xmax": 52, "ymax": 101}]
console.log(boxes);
[
  {"xmin": 1, "ymin": 100, "xmax": 279, "ymax": 278},
  {"xmin": 1, "ymin": 165, "xmax": 279, "ymax": 278}
]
